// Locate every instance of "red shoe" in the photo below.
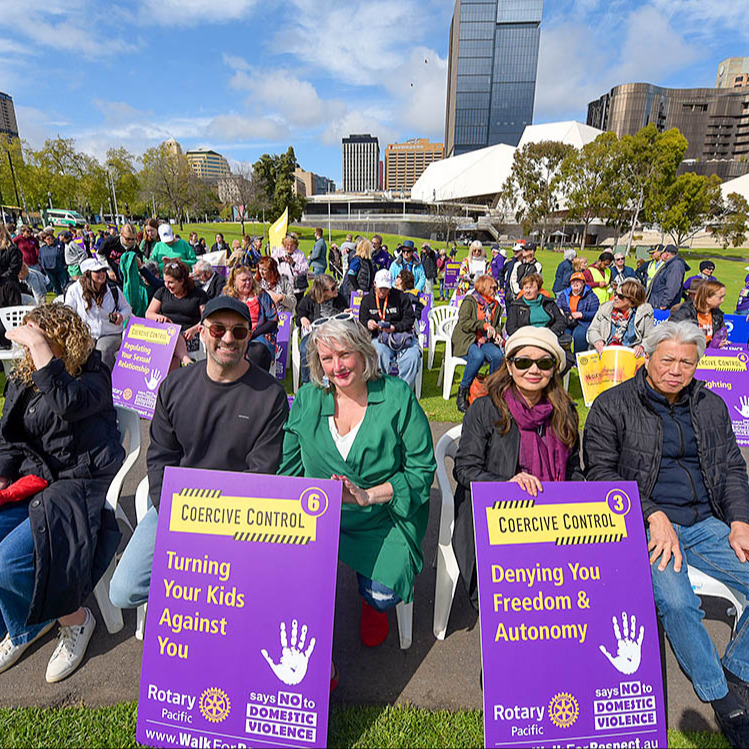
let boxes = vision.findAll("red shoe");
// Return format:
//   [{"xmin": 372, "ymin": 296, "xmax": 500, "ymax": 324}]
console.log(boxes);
[
  {"xmin": 0, "ymin": 475, "xmax": 48, "ymax": 508},
  {"xmin": 330, "ymin": 663, "xmax": 339, "ymax": 692},
  {"xmin": 360, "ymin": 599, "xmax": 389, "ymax": 647}
]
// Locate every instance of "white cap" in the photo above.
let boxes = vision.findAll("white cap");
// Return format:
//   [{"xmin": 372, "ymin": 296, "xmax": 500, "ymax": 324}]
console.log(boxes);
[
  {"xmin": 512, "ymin": 242, "xmax": 525, "ymax": 252},
  {"xmin": 158, "ymin": 224, "xmax": 174, "ymax": 242},
  {"xmin": 374, "ymin": 269, "xmax": 392, "ymax": 289},
  {"xmin": 81, "ymin": 257, "xmax": 110, "ymax": 273}
]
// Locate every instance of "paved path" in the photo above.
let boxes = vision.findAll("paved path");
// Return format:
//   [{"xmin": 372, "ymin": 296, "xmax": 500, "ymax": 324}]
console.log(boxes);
[{"xmin": 0, "ymin": 420, "xmax": 740, "ymax": 736}]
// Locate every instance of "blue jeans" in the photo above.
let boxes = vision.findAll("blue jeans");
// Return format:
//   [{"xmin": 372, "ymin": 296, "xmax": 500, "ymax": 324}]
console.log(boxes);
[
  {"xmin": 44, "ymin": 267, "xmax": 69, "ymax": 296},
  {"xmin": 109, "ymin": 505, "xmax": 157, "ymax": 609},
  {"xmin": 0, "ymin": 502, "xmax": 54, "ymax": 645},
  {"xmin": 372, "ymin": 339, "xmax": 421, "ymax": 388},
  {"xmin": 438, "ymin": 278, "xmax": 445, "ymax": 299},
  {"xmin": 649, "ymin": 516, "xmax": 749, "ymax": 701},
  {"xmin": 299, "ymin": 332, "xmax": 311, "ymax": 384},
  {"xmin": 460, "ymin": 342, "xmax": 503, "ymax": 388},
  {"xmin": 568, "ymin": 324, "xmax": 590, "ymax": 353},
  {"xmin": 356, "ymin": 573, "xmax": 401, "ymax": 612}
]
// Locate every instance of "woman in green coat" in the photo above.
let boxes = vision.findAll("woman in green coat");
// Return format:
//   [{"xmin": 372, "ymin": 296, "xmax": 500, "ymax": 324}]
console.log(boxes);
[{"xmin": 279, "ymin": 315, "xmax": 436, "ymax": 650}]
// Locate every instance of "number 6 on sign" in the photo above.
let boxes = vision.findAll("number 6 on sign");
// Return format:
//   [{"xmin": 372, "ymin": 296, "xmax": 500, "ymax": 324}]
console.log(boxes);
[{"xmin": 300, "ymin": 488, "xmax": 329, "ymax": 518}]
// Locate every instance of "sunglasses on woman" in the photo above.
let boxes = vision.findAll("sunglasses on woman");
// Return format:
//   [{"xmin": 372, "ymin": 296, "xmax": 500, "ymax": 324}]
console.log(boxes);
[
  {"xmin": 311, "ymin": 312, "xmax": 357, "ymax": 328},
  {"xmin": 202, "ymin": 322, "xmax": 251, "ymax": 340},
  {"xmin": 508, "ymin": 356, "xmax": 556, "ymax": 371}
]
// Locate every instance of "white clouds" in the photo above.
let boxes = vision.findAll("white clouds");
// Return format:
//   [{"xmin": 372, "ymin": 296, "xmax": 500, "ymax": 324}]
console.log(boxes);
[
  {"xmin": 139, "ymin": 0, "xmax": 260, "ymax": 25},
  {"xmin": 205, "ymin": 114, "xmax": 288, "ymax": 142}
]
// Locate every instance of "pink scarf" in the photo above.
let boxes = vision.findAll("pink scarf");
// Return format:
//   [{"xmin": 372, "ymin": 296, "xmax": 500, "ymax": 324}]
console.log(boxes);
[{"xmin": 504, "ymin": 388, "xmax": 570, "ymax": 482}]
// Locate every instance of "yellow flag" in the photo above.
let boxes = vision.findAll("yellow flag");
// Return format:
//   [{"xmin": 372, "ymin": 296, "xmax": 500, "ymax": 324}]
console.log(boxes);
[{"xmin": 268, "ymin": 207, "xmax": 289, "ymax": 253}]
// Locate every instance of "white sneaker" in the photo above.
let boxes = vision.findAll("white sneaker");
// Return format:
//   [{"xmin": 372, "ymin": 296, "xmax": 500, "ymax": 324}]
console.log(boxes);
[
  {"xmin": 0, "ymin": 621, "xmax": 55, "ymax": 674},
  {"xmin": 45, "ymin": 609, "xmax": 96, "ymax": 683}
]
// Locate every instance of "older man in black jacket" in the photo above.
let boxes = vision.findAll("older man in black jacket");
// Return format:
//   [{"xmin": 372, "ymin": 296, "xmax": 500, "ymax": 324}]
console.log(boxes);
[{"xmin": 583, "ymin": 320, "xmax": 749, "ymax": 747}]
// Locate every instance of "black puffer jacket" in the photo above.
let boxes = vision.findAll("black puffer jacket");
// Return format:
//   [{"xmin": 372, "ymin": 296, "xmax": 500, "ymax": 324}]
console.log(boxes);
[
  {"xmin": 583, "ymin": 366, "xmax": 749, "ymax": 524},
  {"xmin": 453, "ymin": 395, "xmax": 583, "ymax": 607},
  {"xmin": 505, "ymin": 296, "xmax": 567, "ymax": 337},
  {"xmin": 0, "ymin": 352, "xmax": 125, "ymax": 623},
  {"xmin": 0, "ymin": 243, "xmax": 22, "ymax": 283},
  {"xmin": 669, "ymin": 298, "xmax": 724, "ymax": 338}
]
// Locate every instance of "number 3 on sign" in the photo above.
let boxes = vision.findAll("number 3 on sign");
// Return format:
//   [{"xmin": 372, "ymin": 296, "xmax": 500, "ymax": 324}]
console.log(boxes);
[
  {"xmin": 606, "ymin": 489, "xmax": 631, "ymax": 516},
  {"xmin": 300, "ymin": 488, "xmax": 329, "ymax": 518}
]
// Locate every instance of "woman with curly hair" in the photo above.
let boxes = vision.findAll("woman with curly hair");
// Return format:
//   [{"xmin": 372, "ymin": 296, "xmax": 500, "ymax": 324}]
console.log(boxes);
[
  {"xmin": 224, "ymin": 264, "xmax": 279, "ymax": 371},
  {"xmin": 257, "ymin": 256, "xmax": 295, "ymax": 314},
  {"xmin": 64, "ymin": 256, "xmax": 132, "ymax": 370},
  {"xmin": 0, "ymin": 303, "xmax": 125, "ymax": 682}
]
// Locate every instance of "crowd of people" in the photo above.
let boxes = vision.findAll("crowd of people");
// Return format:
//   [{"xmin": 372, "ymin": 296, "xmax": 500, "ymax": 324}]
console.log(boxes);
[{"xmin": 3, "ymin": 222, "xmax": 749, "ymax": 746}]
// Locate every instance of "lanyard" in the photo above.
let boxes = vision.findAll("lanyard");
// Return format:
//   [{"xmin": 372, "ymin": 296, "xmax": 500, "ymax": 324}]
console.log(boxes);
[{"xmin": 376, "ymin": 292, "xmax": 389, "ymax": 321}]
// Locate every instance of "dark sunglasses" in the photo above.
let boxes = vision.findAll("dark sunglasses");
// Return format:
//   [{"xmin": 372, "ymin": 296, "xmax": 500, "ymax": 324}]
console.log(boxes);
[
  {"xmin": 508, "ymin": 356, "xmax": 556, "ymax": 371},
  {"xmin": 202, "ymin": 322, "xmax": 250, "ymax": 340},
  {"xmin": 615, "ymin": 292, "xmax": 632, "ymax": 301}
]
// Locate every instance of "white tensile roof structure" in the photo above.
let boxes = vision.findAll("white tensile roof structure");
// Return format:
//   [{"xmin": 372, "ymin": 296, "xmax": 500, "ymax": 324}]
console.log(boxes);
[
  {"xmin": 721, "ymin": 172, "xmax": 749, "ymax": 203},
  {"xmin": 411, "ymin": 121, "xmax": 603, "ymax": 204}
]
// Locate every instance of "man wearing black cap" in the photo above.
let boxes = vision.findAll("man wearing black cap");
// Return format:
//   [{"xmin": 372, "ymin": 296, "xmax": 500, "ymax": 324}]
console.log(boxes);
[
  {"xmin": 684, "ymin": 261, "xmax": 718, "ymax": 293},
  {"xmin": 646, "ymin": 245, "xmax": 690, "ymax": 311},
  {"xmin": 109, "ymin": 296, "xmax": 289, "ymax": 610}
]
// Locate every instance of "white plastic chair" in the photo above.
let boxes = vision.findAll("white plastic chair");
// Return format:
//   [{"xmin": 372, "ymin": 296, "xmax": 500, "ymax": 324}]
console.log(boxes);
[
  {"xmin": 688, "ymin": 567, "xmax": 748, "ymax": 636},
  {"xmin": 396, "ymin": 601, "xmax": 412, "ymax": 649},
  {"xmin": 291, "ymin": 325, "xmax": 302, "ymax": 393},
  {"xmin": 427, "ymin": 306, "xmax": 458, "ymax": 370},
  {"xmin": 134, "ymin": 476, "xmax": 151, "ymax": 641},
  {"xmin": 436, "ymin": 317, "xmax": 467, "ymax": 400},
  {"xmin": 0, "ymin": 305, "xmax": 35, "ymax": 377},
  {"xmin": 93, "ymin": 406, "xmax": 141, "ymax": 634},
  {"xmin": 433, "ymin": 425, "xmax": 463, "ymax": 640}
]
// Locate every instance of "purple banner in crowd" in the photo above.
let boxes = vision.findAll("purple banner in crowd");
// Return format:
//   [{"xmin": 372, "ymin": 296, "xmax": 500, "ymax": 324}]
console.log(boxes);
[
  {"xmin": 653, "ymin": 309, "xmax": 749, "ymax": 345},
  {"xmin": 274, "ymin": 311, "xmax": 292, "ymax": 380},
  {"xmin": 417, "ymin": 293, "xmax": 432, "ymax": 346},
  {"xmin": 697, "ymin": 345, "xmax": 749, "ymax": 446},
  {"xmin": 112, "ymin": 317, "xmax": 179, "ymax": 419},
  {"xmin": 136, "ymin": 467, "xmax": 342, "ymax": 749},
  {"xmin": 445, "ymin": 262, "xmax": 460, "ymax": 289},
  {"xmin": 472, "ymin": 481, "xmax": 667, "ymax": 749},
  {"xmin": 349, "ymin": 290, "xmax": 364, "ymax": 313}
]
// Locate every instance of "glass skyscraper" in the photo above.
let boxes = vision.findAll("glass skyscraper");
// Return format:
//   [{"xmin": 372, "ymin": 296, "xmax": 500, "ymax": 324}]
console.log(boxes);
[{"xmin": 444, "ymin": 0, "xmax": 543, "ymax": 157}]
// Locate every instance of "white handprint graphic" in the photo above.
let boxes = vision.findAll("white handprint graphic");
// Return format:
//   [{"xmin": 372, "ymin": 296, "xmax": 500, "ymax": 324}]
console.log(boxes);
[
  {"xmin": 261, "ymin": 619, "xmax": 316, "ymax": 686},
  {"xmin": 144, "ymin": 369, "xmax": 163, "ymax": 391},
  {"xmin": 735, "ymin": 396, "xmax": 749, "ymax": 419},
  {"xmin": 599, "ymin": 612, "xmax": 644, "ymax": 675}
]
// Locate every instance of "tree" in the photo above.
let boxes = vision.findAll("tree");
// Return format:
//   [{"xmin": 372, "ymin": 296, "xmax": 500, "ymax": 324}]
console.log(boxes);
[
  {"xmin": 712, "ymin": 192, "xmax": 749, "ymax": 248},
  {"xmin": 561, "ymin": 132, "xmax": 618, "ymax": 252},
  {"xmin": 105, "ymin": 147, "xmax": 140, "ymax": 213},
  {"xmin": 428, "ymin": 201, "xmax": 463, "ymax": 244},
  {"xmin": 654, "ymin": 172, "xmax": 722, "ymax": 247},
  {"xmin": 618, "ymin": 124, "xmax": 688, "ymax": 254},
  {"xmin": 501, "ymin": 141, "xmax": 574, "ymax": 247},
  {"xmin": 139, "ymin": 143, "xmax": 203, "ymax": 229},
  {"xmin": 252, "ymin": 147, "xmax": 305, "ymax": 224},
  {"xmin": 226, "ymin": 163, "xmax": 268, "ymax": 236}
]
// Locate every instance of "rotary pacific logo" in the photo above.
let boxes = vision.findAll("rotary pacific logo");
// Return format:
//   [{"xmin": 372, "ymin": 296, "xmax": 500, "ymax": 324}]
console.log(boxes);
[
  {"xmin": 548, "ymin": 692, "xmax": 579, "ymax": 729},
  {"xmin": 199, "ymin": 687, "xmax": 231, "ymax": 723},
  {"xmin": 122, "ymin": 388, "xmax": 133, "ymax": 401}
]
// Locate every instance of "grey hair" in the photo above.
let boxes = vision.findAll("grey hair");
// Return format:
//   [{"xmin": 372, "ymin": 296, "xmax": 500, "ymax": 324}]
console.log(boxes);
[
  {"xmin": 563, "ymin": 248, "xmax": 577, "ymax": 262},
  {"xmin": 193, "ymin": 260, "xmax": 212, "ymax": 273},
  {"xmin": 642, "ymin": 320, "xmax": 707, "ymax": 358},
  {"xmin": 306, "ymin": 318, "xmax": 381, "ymax": 389},
  {"xmin": 469, "ymin": 240, "xmax": 484, "ymax": 256}
]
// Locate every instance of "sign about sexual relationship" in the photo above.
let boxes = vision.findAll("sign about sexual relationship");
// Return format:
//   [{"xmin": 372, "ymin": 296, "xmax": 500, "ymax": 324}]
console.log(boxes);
[
  {"xmin": 472, "ymin": 481, "xmax": 667, "ymax": 749},
  {"xmin": 136, "ymin": 467, "xmax": 342, "ymax": 749}
]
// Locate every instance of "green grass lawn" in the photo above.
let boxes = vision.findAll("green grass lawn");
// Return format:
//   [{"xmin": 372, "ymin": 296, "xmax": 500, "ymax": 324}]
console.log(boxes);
[{"xmin": 0, "ymin": 702, "xmax": 730, "ymax": 748}]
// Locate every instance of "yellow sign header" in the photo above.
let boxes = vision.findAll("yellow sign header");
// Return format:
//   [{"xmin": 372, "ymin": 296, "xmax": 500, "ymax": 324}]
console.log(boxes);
[{"xmin": 129, "ymin": 324, "xmax": 175, "ymax": 346}]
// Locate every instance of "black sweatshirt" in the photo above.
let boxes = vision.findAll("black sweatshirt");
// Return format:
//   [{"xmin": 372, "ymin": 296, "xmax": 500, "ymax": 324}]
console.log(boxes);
[
  {"xmin": 147, "ymin": 361, "xmax": 289, "ymax": 510},
  {"xmin": 358, "ymin": 287, "xmax": 416, "ymax": 338}
]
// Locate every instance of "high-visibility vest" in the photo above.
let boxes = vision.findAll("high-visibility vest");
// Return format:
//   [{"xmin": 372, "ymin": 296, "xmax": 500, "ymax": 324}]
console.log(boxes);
[{"xmin": 588, "ymin": 266, "xmax": 611, "ymax": 303}]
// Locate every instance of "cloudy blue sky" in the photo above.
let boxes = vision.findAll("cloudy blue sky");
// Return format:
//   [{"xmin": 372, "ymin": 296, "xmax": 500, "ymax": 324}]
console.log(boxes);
[{"xmin": 2, "ymin": 0, "xmax": 747, "ymax": 185}]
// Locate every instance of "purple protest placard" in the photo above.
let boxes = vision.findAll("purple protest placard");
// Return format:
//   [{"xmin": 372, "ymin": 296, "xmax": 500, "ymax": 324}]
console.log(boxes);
[
  {"xmin": 349, "ymin": 290, "xmax": 364, "ymax": 313},
  {"xmin": 472, "ymin": 481, "xmax": 667, "ymax": 749},
  {"xmin": 445, "ymin": 262, "xmax": 460, "ymax": 289},
  {"xmin": 274, "ymin": 311, "xmax": 292, "ymax": 380},
  {"xmin": 136, "ymin": 467, "xmax": 342, "ymax": 749},
  {"xmin": 112, "ymin": 317, "xmax": 179, "ymax": 419},
  {"xmin": 417, "ymin": 293, "xmax": 432, "ymax": 346},
  {"xmin": 697, "ymin": 344, "xmax": 749, "ymax": 446}
]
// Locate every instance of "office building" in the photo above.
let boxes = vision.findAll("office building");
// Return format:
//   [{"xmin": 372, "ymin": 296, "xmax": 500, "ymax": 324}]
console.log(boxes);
[
  {"xmin": 384, "ymin": 138, "xmax": 443, "ymax": 192},
  {"xmin": 587, "ymin": 83, "xmax": 749, "ymax": 175},
  {"xmin": 444, "ymin": 0, "xmax": 544, "ymax": 158},
  {"xmin": 342, "ymin": 134, "xmax": 380, "ymax": 192},
  {"xmin": 716, "ymin": 58, "xmax": 749, "ymax": 89},
  {"xmin": 294, "ymin": 167, "xmax": 336, "ymax": 196},
  {"xmin": 186, "ymin": 148, "xmax": 231, "ymax": 181},
  {"xmin": 0, "ymin": 91, "xmax": 19, "ymax": 140}
]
